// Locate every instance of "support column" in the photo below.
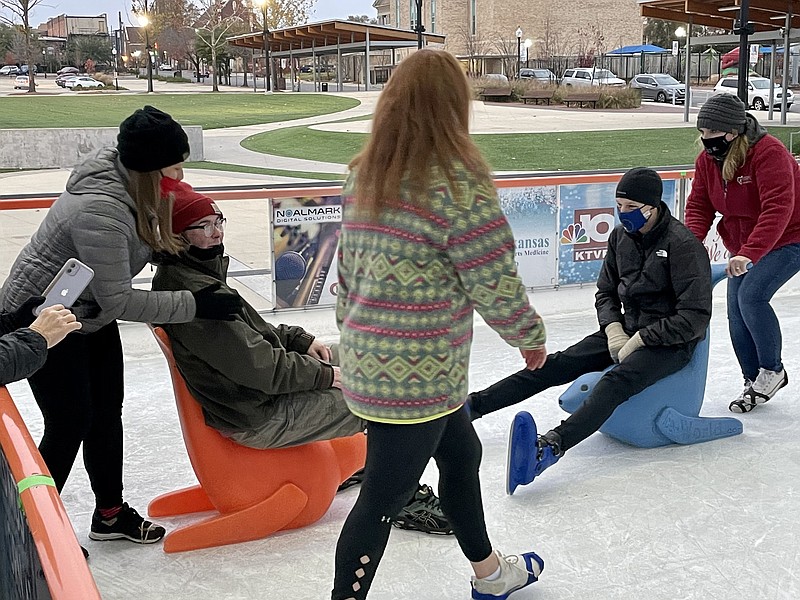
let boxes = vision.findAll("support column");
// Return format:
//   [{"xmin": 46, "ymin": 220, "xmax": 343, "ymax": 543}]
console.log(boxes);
[
  {"xmin": 365, "ymin": 30, "xmax": 371, "ymax": 91},
  {"xmin": 769, "ymin": 39, "xmax": 777, "ymax": 121},
  {"xmin": 683, "ymin": 19, "xmax": 692, "ymax": 123},
  {"xmin": 289, "ymin": 46, "xmax": 295, "ymax": 92},
  {"xmin": 337, "ymin": 36, "xmax": 343, "ymax": 92},
  {"xmin": 781, "ymin": 14, "xmax": 792, "ymax": 125}
]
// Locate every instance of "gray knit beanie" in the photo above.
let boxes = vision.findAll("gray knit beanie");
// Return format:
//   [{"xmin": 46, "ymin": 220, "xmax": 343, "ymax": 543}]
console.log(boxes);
[{"xmin": 697, "ymin": 94, "xmax": 747, "ymax": 133}]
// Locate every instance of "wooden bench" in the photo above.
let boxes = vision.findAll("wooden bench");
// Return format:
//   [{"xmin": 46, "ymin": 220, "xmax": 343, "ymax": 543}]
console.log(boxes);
[
  {"xmin": 562, "ymin": 92, "xmax": 601, "ymax": 108},
  {"xmin": 479, "ymin": 87, "xmax": 513, "ymax": 102},
  {"xmin": 521, "ymin": 90, "xmax": 555, "ymax": 105}
]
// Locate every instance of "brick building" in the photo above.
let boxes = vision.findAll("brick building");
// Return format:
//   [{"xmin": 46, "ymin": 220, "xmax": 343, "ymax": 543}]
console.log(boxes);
[
  {"xmin": 44, "ymin": 14, "xmax": 109, "ymax": 37},
  {"xmin": 373, "ymin": 0, "xmax": 643, "ymax": 75}
]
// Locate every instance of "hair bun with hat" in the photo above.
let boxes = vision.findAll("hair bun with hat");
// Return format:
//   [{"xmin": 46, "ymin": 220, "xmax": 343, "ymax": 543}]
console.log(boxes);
[
  {"xmin": 164, "ymin": 179, "xmax": 221, "ymax": 234},
  {"xmin": 615, "ymin": 167, "xmax": 663, "ymax": 207},
  {"xmin": 696, "ymin": 94, "xmax": 748, "ymax": 134},
  {"xmin": 117, "ymin": 105, "xmax": 191, "ymax": 173}
]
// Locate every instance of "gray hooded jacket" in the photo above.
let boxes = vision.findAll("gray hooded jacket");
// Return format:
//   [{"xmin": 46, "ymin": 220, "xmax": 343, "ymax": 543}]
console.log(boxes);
[{"xmin": 0, "ymin": 148, "xmax": 195, "ymax": 332}]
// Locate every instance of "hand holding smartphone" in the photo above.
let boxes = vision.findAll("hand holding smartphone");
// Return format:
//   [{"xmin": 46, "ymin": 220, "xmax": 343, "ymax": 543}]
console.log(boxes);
[{"xmin": 33, "ymin": 259, "xmax": 95, "ymax": 316}]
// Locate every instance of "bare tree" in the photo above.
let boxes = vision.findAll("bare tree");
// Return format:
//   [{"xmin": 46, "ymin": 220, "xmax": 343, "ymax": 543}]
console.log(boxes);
[
  {"xmin": 491, "ymin": 33, "xmax": 518, "ymax": 78},
  {"xmin": 535, "ymin": 9, "xmax": 574, "ymax": 77},
  {"xmin": 0, "ymin": 0, "xmax": 45, "ymax": 92},
  {"xmin": 453, "ymin": 24, "xmax": 488, "ymax": 76},
  {"xmin": 194, "ymin": 0, "xmax": 248, "ymax": 91}
]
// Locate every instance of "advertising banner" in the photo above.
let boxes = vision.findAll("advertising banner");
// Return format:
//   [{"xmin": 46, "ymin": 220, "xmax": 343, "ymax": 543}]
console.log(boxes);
[
  {"xmin": 272, "ymin": 196, "xmax": 342, "ymax": 309},
  {"xmin": 498, "ymin": 185, "xmax": 559, "ymax": 288},
  {"xmin": 558, "ymin": 180, "xmax": 676, "ymax": 286}
]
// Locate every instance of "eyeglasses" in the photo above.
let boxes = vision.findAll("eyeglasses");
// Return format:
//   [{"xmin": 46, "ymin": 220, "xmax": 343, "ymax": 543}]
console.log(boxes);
[{"xmin": 184, "ymin": 217, "xmax": 226, "ymax": 237}]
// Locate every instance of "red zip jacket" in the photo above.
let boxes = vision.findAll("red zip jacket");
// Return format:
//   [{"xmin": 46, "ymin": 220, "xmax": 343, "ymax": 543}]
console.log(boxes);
[{"xmin": 685, "ymin": 127, "xmax": 800, "ymax": 264}]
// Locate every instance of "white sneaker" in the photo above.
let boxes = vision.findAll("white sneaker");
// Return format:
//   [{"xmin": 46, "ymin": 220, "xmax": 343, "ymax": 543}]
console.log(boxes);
[
  {"xmin": 728, "ymin": 379, "xmax": 755, "ymax": 413},
  {"xmin": 738, "ymin": 368, "xmax": 788, "ymax": 412},
  {"xmin": 471, "ymin": 550, "xmax": 544, "ymax": 600}
]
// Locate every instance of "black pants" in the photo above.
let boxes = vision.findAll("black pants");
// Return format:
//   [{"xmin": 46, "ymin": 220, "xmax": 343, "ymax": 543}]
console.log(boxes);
[
  {"xmin": 28, "ymin": 321, "xmax": 124, "ymax": 508},
  {"xmin": 470, "ymin": 331, "xmax": 694, "ymax": 451},
  {"xmin": 331, "ymin": 407, "xmax": 492, "ymax": 600}
]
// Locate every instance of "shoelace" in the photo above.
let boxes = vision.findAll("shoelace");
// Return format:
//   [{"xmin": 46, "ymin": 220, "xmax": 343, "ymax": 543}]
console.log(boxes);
[{"xmin": 415, "ymin": 485, "xmax": 440, "ymax": 510}]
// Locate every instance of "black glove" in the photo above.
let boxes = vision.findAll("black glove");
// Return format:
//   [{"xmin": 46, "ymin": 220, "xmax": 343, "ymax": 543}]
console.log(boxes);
[
  {"xmin": 0, "ymin": 296, "xmax": 46, "ymax": 334},
  {"xmin": 192, "ymin": 283, "xmax": 242, "ymax": 321}
]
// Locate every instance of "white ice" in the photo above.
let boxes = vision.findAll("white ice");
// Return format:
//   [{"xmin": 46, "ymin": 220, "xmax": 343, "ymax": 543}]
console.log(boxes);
[{"xmin": 7, "ymin": 280, "xmax": 800, "ymax": 600}]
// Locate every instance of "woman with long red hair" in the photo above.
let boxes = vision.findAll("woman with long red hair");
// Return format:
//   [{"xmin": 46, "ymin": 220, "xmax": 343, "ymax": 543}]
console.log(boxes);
[{"xmin": 331, "ymin": 49, "xmax": 548, "ymax": 600}]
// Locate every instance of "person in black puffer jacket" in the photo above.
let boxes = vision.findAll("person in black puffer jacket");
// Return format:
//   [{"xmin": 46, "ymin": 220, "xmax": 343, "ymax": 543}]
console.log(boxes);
[{"xmin": 468, "ymin": 167, "xmax": 712, "ymax": 485}]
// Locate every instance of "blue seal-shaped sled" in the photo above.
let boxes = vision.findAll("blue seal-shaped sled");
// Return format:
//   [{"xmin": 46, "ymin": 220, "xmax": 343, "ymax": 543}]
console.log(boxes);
[{"xmin": 558, "ymin": 264, "xmax": 743, "ymax": 448}]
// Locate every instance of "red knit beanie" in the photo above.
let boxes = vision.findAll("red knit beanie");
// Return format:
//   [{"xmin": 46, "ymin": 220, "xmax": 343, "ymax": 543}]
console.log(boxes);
[{"xmin": 162, "ymin": 179, "xmax": 221, "ymax": 234}]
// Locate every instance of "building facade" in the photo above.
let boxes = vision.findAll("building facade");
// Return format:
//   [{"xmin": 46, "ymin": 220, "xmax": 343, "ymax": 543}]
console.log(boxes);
[
  {"xmin": 45, "ymin": 14, "xmax": 109, "ymax": 38},
  {"xmin": 374, "ymin": 0, "xmax": 643, "ymax": 76}
]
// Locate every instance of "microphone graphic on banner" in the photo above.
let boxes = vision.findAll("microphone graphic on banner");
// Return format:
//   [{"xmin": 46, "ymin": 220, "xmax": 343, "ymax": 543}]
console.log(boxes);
[{"xmin": 275, "ymin": 251, "xmax": 307, "ymax": 306}]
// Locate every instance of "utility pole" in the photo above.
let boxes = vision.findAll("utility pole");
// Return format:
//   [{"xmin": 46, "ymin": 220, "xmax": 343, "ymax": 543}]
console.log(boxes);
[{"xmin": 415, "ymin": 0, "xmax": 424, "ymax": 49}]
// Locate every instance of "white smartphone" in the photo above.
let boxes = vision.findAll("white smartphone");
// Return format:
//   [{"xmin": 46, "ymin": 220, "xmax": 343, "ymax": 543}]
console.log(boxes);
[{"xmin": 33, "ymin": 258, "xmax": 95, "ymax": 316}]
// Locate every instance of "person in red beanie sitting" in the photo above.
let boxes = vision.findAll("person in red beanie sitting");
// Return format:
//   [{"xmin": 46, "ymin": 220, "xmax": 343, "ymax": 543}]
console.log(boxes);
[{"xmin": 151, "ymin": 178, "xmax": 454, "ymax": 536}]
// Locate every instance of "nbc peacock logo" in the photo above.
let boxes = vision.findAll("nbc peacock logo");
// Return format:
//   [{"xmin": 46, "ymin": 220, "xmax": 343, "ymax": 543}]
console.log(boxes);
[{"xmin": 560, "ymin": 223, "xmax": 588, "ymax": 245}]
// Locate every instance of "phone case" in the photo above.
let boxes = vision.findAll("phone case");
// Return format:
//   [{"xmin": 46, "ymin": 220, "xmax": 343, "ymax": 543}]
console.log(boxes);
[{"xmin": 34, "ymin": 259, "xmax": 95, "ymax": 316}]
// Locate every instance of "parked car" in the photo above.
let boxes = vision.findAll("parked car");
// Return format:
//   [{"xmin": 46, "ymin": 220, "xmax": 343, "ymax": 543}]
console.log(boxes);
[
  {"xmin": 713, "ymin": 76, "xmax": 793, "ymax": 110},
  {"xmin": 55, "ymin": 74, "xmax": 80, "ymax": 87},
  {"xmin": 629, "ymin": 73, "xmax": 685, "ymax": 103},
  {"xmin": 519, "ymin": 68, "xmax": 557, "ymax": 83},
  {"xmin": 65, "ymin": 76, "xmax": 104, "ymax": 89},
  {"xmin": 56, "ymin": 66, "xmax": 79, "ymax": 75},
  {"xmin": 0, "ymin": 65, "xmax": 19, "ymax": 76},
  {"xmin": 18, "ymin": 65, "xmax": 37, "ymax": 75},
  {"xmin": 561, "ymin": 67, "xmax": 625, "ymax": 87},
  {"xmin": 484, "ymin": 73, "xmax": 510, "ymax": 86},
  {"xmin": 13, "ymin": 75, "xmax": 32, "ymax": 89},
  {"xmin": 159, "ymin": 65, "xmax": 174, "ymax": 72}
]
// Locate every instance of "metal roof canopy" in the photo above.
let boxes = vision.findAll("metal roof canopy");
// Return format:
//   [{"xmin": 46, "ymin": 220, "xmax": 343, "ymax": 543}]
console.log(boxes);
[
  {"xmin": 639, "ymin": 1, "xmax": 799, "ymax": 123},
  {"xmin": 227, "ymin": 19, "xmax": 445, "ymax": 58}
]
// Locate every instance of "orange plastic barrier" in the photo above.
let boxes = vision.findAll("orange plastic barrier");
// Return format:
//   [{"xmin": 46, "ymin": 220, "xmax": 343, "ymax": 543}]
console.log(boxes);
[
  {"xmin": 0, "ymin": 386, "xmax": 102, "ymax": 600},
  {"xmin": 148, "ymin": 326, "xmax": 366, "ymax": 553}
]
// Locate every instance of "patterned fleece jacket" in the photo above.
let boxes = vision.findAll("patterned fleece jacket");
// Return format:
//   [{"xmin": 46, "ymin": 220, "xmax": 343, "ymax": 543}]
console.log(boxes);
[{"xmin": 336, "ymin": 166, "xmax": 546, "ymax": 424}]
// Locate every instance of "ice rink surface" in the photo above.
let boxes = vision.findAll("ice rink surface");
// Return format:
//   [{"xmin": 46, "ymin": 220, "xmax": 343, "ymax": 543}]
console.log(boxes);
[{"xmin": 7, "ymin": 282, "xmax": 800, "ymax": 600}]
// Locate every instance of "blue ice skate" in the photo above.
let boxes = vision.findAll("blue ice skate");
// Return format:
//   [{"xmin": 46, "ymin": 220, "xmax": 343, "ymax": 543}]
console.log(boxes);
[
  {"xmin": 559, "ymin": 264, "xmax": 742, "ymax": 448},
  {"xmin": 506, "ymin": 412, "xmax": 560, "ymax": 495}
]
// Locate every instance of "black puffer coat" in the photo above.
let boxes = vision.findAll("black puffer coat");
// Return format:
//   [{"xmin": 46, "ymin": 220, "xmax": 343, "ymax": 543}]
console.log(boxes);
[
  {"xmin": 595, "ymin": 203, "xmax": 712, "ymax": 347},
  {"xmin": 0, "ymin": 326, "xmax": 46, "ymax": 387}
]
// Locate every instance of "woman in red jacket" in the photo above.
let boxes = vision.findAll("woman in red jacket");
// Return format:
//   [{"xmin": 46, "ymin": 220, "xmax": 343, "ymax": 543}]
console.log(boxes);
[{"xmin": 685, "ymin": 94, "xmax": 800, "ymax": 412}]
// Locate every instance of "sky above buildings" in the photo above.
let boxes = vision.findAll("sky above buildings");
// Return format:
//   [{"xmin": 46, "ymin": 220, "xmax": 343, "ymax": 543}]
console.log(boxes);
[{"xmin": 24, "ymin": 1, "xmax": 377, "ymax": 28}]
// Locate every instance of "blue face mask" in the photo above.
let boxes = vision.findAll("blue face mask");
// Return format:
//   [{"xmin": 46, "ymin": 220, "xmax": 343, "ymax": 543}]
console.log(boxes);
[{"xmin": 618, "ymin": 206, "xmax": 652, "ymax": 233}]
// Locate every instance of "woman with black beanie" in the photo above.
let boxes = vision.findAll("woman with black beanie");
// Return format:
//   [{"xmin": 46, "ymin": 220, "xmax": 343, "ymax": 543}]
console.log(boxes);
[{"xmin": 0, "ymin": 106, "xmax": 242, "ymax": 549}]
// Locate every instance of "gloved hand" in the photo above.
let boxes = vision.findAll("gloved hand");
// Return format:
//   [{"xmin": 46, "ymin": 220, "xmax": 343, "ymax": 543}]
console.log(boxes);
[
  {"xmin": 0, "ymin": 295, "xmax": 46, "ymax": 333},
  {"xmin": 605, "ymin": 322, "xmax": 630, "ymax": 363},
  {"xmin": 192, "ymin": 283, "xmax": 243, "ymax": 321},
  {"xmin": 618, "ymin": 331, "xmax": 644, "ymax": 363}
]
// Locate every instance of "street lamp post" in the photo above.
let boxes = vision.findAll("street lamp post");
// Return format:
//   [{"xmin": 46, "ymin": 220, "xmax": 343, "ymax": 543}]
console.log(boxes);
[
  {"xmin": 516, "ymin": 26, "xmax": 522, "ymax": 78},
  {"xmin": 137, "ymin": 12, "xmax": 154, "ymax": 93},
  {"xmin": 255, "ymin": 0, "xmax": 271, "ymax": 93},
  {"xmin": 524, "ymin": 38, "xmax": 532, "ymax": 69},
  {"xmin": 414, "ymin": 0, "xmax": 424, "ymax": 50},
  {"xmin": 111, "ymin": 46, "xmax": 119, "ymax": 90},
  {"xmin": 675, "ymin": 26, "xmax": 686, "ymax": 82}
]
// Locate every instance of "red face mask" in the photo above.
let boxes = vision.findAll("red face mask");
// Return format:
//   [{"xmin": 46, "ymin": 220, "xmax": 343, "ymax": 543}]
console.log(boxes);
[{"xmin": 160, "ymin": 175, "xmax": 183, "ymax": 196}]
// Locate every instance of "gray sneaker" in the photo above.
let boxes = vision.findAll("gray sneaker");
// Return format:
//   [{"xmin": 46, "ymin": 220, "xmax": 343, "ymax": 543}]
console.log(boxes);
[
  {"xmin": 471, "ymin": 549, "xmax": 544, "ymax": 599},
  {"xmin": 733, "ymin": 369, "xmax": 788, "ymax": 412},
  {"xmin": 391, "ymin": 484, "xmax": 453, "ymax": 535}
]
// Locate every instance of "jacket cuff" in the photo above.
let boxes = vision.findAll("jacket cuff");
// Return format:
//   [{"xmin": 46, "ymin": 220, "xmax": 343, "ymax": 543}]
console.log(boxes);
[
  {"xmin": 294, "ymin": 332, "xmax": 314, "ymax": 354},
  {"xmin": 317, "ymin": 364, "xmax": 334, "ymax": 390}
]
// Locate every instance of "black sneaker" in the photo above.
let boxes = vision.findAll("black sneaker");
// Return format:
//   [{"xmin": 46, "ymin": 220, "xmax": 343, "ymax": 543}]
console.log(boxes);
[
  {"xmin": 88, "ymin": 503, "xmax": 166, "ymax": 544},
  {"xmin": 337, "ymin": 468, "xmax": 365, "ymax": 492},
  {"xmin": 392, "ymin": 484, "xmax": 453, "ymax": 535}
]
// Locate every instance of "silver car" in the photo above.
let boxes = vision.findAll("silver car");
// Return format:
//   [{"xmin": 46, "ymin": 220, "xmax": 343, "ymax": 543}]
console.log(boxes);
[{"xmin": 630, "ymin": 73, "xmax": 685, "ymax": 104}]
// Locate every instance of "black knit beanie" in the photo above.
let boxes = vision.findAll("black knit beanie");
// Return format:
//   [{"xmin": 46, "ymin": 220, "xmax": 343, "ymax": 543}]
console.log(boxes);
[
  {"xmin": 117, "ymin": 105, "xmax": 190, "ymax": 172},
  {"xmin": 616, "ymin": 167, "xmax": 663, "ymax": 207},
  {"xmin": 696, "ymin": 94, "xmax": 747, "ymax": 134}
]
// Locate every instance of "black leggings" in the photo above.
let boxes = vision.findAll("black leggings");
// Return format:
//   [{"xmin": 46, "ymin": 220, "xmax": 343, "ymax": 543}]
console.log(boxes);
[
  {"xmin": 470, "ymin": 330, "xmax": 694, "ymax": 451},
  {"xmin": 331, "ymin": 407, "xmax": 492, "ymax": 600},
  {"xmin": 27, "ymin": 321, "xmax": 125, "ymax": 508}
]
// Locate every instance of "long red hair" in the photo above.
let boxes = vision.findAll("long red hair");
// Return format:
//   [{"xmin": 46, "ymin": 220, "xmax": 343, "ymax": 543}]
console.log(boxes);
[{"xmin": 350, "ymin": 49, "xmax": 491, "ymax": 214}]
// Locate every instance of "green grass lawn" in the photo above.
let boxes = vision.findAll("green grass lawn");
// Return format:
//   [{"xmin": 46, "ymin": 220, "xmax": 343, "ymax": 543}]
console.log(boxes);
[
  {"xmin": 241, "ymin": 125, "xmax": 800, "ymax": 171},
  {"xmin": 0, "ymin": 94, "xmax": 360, "ymax": 130}
]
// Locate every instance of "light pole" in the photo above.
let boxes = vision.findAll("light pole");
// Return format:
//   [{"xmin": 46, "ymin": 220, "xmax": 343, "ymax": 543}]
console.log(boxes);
[
  {"xmin": 137, "ymin": 12, "xmax": 154, "ymax": 93},
  {"xmin": 516, "ymin": 26, "xmax": 522, "ymax": 78},
  {"xmin": 254, "ymin": 0, "xmax": 271, "ymax": 93},
  {"xmin": 414, "ymin": 0, "xmax": 424, "ymax": 50},
  {"xmin": 675, "ymin": 26, "xmax": 686, "ymax": 82},
  {"xmin": 111, "ymin": 46, "xmax": 118, "ymax": 90}
]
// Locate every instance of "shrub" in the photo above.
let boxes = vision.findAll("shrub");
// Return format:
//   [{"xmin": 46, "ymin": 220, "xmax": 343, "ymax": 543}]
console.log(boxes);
[{"xmin": 597, "ymin": 86, "xmax": 641, "ymax": 109}]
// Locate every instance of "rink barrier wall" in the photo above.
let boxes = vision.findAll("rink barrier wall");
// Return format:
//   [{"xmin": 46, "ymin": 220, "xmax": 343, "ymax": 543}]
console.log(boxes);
[{"xmin": 0, "ymin": 386, "xmax": 103, "ymax": 600}]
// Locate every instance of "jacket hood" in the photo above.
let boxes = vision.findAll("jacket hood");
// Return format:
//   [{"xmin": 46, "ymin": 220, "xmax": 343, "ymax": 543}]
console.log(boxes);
[
  {"xmin": 744, "ymin": 113, "xmax": 768, "ymax": 147},
  {"xmin": 65, "ymin": 147, "xmax": 134, "ymax": 211}
]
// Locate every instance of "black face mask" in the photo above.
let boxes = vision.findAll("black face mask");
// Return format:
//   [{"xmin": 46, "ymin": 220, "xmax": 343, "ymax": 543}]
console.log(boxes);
[
  {"xmin": 701, "ymin": 135, "xmax": 733, "ymax": 159},
  {"xmin": 188, "ymin": 243, "xmax": 224, "ymax": 261}
]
